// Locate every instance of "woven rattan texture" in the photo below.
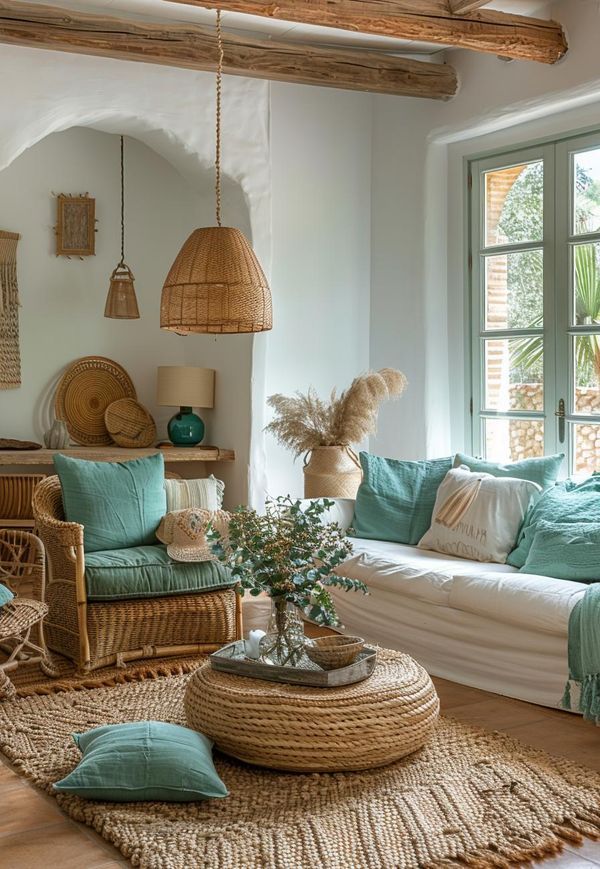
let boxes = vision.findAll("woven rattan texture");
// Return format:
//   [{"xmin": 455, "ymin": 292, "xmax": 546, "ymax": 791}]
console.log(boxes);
[
  {"xmin": 185, "ymin": 650, "xmax": 439, "ymax": 771},
  {"xmin": 104, "ymin": 398, "xmax": 156, "ymax": 448},
  {"xmin": 32, "ymin": 475, "xmax": 238, "ymax": 671},
  {"xmin": 0, "ymin": 672, "xmax": 599, "ymax": 869},
  {"xmin": 55, "ymin": 356, "xmax": 136, "ymax": 445}
]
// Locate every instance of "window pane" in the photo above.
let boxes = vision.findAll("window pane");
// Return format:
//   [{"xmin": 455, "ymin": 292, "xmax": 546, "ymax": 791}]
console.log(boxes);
[
  {"xmin": 573, "ymin": 243, "xmax": 600, "ymax": 326},
  {"xmin": 573, "ymin": 334, "xmax": 600, "ymax": 414},
  {"xmin": 484, "ymin": 418, "xmax": 544, "ymax": 462},
  {"xmin": 484, "ymin": 338, "xmax": 543, "ymax": 412},
  {"xmin": 574, "ymin": 149, "xmax": 600, "ymax": 235},
  {"xmin": 484, "ymin": 250, "xmax": 543, "ymax": 330},
  {"xmin": 484, "ymin": 161, "xmax": 543, "ymax": 247},
  {"xmin": 572, "ymin": 423, "xmax": 600, "ymax": 474}
]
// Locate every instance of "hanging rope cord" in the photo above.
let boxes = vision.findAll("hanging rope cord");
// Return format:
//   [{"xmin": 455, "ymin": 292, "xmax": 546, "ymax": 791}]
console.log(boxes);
[
  {"xmin": 215, "ymin": 9, "xmax": 223, "ymax": 228},
  {"xmin": 119, "ymin": 134, "xmax": 125, "ymax": 265}
]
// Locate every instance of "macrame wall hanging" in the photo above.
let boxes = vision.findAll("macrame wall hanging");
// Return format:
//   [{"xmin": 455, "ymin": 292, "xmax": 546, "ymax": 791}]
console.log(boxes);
[{"xmin": 0, "ymin": 231, "xmax": 21, "ymax": 390}]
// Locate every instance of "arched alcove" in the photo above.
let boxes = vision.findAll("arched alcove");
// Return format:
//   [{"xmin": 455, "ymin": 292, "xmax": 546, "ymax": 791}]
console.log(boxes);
[{"xmin": 0, "ymin": 46, "xmax": 272, "ymax": 507}]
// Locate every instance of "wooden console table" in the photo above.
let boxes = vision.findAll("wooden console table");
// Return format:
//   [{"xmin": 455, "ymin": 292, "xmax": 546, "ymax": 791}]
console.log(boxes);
[
  {"xmin": 0, "ymin": 446, "xmax": 235, "ymax": 466},
  {"xmin": 0, "ymin": 446, "xmax": 235, "ymax": 527}
]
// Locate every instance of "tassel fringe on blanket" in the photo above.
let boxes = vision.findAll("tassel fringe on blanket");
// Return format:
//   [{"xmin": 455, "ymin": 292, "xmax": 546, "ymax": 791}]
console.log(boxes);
[{"xmin": 562, "ymin": 581, "xmax": 600, "ymax": 724}]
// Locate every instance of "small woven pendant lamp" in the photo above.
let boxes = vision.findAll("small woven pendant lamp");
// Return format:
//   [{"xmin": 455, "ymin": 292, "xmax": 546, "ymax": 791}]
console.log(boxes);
[
  {"xmin": 160, "ymin": 11, "xmax": 272, "ymax": 334},
  {"xmin": 104, "ymin": 136, "xmax": 140, "ymax": 319}
]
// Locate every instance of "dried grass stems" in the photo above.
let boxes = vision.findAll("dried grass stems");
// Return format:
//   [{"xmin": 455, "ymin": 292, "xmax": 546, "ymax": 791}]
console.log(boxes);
[{"xmin": 265, "ymin": 368, "xmax": 407, "ymax": 457}]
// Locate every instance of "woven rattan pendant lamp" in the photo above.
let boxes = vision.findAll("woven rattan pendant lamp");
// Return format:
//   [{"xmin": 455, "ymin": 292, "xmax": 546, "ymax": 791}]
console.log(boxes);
[
  {"xmin": 160, "ymin": 12, "xmax": 272, "ymax": 334},
  {"xmin": 104, "ymin": 136, "xmax": 140, "ymax": 319}
]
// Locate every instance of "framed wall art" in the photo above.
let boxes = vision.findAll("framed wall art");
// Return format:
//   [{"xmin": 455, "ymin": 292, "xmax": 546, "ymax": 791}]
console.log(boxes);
[{"xmin": 55, "ymin": 194, "xmax": 96, "ymax": 257}]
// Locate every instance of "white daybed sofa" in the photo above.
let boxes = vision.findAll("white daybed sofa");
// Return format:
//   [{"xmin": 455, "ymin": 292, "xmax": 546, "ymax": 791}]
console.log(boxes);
[{"xmin": 319, "ymin": 499, "xmax": 587, "ymax": 710}]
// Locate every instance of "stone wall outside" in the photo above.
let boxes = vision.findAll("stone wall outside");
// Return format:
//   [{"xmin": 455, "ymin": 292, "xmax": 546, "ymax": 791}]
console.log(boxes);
[{"xmin": 508, "ymin": 383, "xmax": 600, "ymax": 472}]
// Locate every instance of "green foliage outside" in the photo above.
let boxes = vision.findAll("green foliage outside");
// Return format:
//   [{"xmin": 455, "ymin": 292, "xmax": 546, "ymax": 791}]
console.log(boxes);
[{"xmin": 501, "ymin": 162, "xmax": 600, "ymax": 388}]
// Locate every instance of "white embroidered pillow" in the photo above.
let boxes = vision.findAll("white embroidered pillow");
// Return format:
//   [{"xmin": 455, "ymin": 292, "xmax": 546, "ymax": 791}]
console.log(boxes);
[
  {"xmin": 418, "ymin": 466, "xmax": 541, "ymax": 563},
  {"xmin": 164, "ymin": 475, "xmax": 224, "ymax": 512}
]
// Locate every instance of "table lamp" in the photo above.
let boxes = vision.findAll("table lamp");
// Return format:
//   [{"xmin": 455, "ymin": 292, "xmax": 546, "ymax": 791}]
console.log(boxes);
[{"xmin": 157, "ymin": 366, "xmax": 215, "ymax": 446}]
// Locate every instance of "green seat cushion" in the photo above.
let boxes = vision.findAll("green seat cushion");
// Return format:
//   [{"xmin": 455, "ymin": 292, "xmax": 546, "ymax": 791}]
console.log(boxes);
[
  {"xmin": 453, "ymin": 452, "xmax": 564, "ymax": 491},
  {"xmin": 53, "ymin": 721, "xmax": 228, "ymax": 802},
  {"xmin": 507, "ymin": 475, "xmax": 600, "ymax": 568},
  {"xmin": 521, "ymin": 522, "xmax": 600, "ymax": 582},
  {"xmin": 85, "ymin": 544, "xmax": 234, "ymax": 601},
  {"xmin": 352, "ymin": 453, "xmax": 453, "ymax": 545},
  {"xmin": 0, "ymin": 583, "xmax": 14, "ymax": 608},
  {"xmin": 54, "ymin": 453, "xmax": 167, "ymax": 553}
]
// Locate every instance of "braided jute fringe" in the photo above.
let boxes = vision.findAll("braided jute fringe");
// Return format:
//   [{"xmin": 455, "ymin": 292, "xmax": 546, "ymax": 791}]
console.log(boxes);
[{"xmin": 0, "ymin": 666, "xmax": 599, "ymax": 869}]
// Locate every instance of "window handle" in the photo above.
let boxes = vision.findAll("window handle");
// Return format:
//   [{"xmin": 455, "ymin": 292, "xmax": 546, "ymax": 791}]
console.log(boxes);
[{"xmin": 555, "ymin": 398, "xmax": 565, "ymax": 444}]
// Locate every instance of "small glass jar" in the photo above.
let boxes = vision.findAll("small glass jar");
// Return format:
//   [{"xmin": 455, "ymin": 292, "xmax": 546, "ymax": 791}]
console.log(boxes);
[{"xmin": 259, "ymin": 598, "xmax": 305, "ymax": 667}]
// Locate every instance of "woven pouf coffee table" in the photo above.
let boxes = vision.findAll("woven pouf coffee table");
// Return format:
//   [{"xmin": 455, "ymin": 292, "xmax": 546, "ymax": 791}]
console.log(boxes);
[{"xmin": 184, "ymin": 647, "xmax": 439, "ymax": 772}]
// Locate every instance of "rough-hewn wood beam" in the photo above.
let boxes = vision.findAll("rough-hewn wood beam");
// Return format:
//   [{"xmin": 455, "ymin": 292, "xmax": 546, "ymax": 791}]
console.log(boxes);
[
  {"xmin": 0, "ymin": 0, "xmax": 457, "ymax": 98},
  {"xmin": 166, "ymin": 0, "xmax": 567, "ymax": 64},
  {"xmin": 448, "ymin": 0, "xmax": 490, "ymax": 14}
]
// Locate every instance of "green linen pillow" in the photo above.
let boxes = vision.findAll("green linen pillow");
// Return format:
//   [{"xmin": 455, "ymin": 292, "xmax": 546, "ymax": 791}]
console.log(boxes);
[
  {"xmin": 521, "ymin": 523, "xmax": 600, "ymax": 582},
  {"xmin": 352, "ymin": 453, "xmax": 453, "ymax": 545},
  {"xmin": 453, "ymin": 452, "xmax": 564, "ymax": 491},
  {"xmin": 0, "ymin": 583, "xmax": 14, "ymax": 608},
  {"xmin": 54, "ymin": 453, "xmax": 167, "ymax": 553},
  {"xmin": 53, "ymin": 721, "xmax": 228, "ymax": 802},
  {"xmin": 507, "ymin": 475, "xmax": 600, "ymax": 568}
]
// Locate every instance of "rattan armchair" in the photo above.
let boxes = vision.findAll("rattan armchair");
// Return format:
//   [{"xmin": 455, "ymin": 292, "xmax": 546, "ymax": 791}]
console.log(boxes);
[{"xmin": 32, "ymin": 475, "xmax": 241, "ymax": 673}]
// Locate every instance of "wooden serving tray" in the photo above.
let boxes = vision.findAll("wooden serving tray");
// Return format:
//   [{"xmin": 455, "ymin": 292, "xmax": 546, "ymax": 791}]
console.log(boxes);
[{"xmin": 210, "ymin": 640, "xmax": 377, "ymax": 687}]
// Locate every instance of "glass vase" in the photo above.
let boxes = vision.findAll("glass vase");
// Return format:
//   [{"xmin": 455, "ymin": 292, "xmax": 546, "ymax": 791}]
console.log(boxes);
[{"xmin": 259, "ymin": 597, "xmax": 305, "ymax": 667}]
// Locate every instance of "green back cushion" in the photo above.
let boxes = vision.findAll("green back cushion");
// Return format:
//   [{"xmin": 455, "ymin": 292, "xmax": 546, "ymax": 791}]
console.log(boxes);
[
  {"xmin": 0, "ymin": 583, "xmax": 14, "ymax": 607},
  {"xmin": 521, "ymin": 522, "xmax": 600, "ymax": 582},
  {"xmin": 507, "ymin": 476, "xmax": 600, "ymax": 568},
  {"xmin": 353, "ymin": 453, "xmax": 452, "ymax": 545},
  {"xmin": 454, "ymin": 452, "xmax": 564, "ymax": 491},
  {"xmin": 54, "ymin": 453, "xmax": 167, "ymax": 553},
  {"xmin": 53, "ymin": 721, "xmax": 228, "ymax": 802},
  {"xmin": 84, "ymin": 545, "xmax": 235, "ymax": 601}
]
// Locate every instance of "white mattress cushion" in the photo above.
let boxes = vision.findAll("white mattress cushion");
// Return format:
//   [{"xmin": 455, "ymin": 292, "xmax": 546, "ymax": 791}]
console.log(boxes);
[
  {"xmin": 449, "ymin": 572, "xmax": 587, "ymax": 635},
  {"xmin": 336, "ymin": 538, "xmax": 515, "ymax": 607}
]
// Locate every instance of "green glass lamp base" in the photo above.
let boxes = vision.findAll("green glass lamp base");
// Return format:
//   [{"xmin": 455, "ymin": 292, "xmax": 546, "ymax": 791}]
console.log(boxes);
[{"xmin": 167, "ymin": 407, "xmax": 205, "ymax": 446}]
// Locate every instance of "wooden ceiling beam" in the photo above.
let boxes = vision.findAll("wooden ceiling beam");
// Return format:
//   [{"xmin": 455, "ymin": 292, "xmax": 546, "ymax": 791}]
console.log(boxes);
[
  {"xmin": 0, "ymin": 0, "xmax": 457, "ymax": 99},
  {"xmin": 165, "ymin": 0, "xmax": 567, "ymax": 64},
  {"xmin": 448, "ymin": 0, "xmax": 491, "ymax": 14}
]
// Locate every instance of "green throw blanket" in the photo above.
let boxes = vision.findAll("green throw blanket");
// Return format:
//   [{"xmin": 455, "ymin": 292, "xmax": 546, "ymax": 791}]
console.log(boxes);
[{"xmin": 562, "ymin": 582, "xmax": 600, "ymax": 724}]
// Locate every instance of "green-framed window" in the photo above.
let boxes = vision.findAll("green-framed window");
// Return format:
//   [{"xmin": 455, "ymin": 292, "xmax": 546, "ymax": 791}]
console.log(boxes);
[{"xmin": 469, "ymin": 131, "xmax": 600, "ymax": 475}]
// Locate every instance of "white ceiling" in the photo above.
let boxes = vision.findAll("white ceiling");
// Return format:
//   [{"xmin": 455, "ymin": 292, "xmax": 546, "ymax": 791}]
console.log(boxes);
[{"xmin": 29, "ymin": 0, "xmax": 557, "ymax": 57}]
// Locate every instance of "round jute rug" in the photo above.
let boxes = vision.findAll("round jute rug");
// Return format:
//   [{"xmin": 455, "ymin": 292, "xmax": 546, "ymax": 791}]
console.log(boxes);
[{"xmin": 0, "ymin": 656, "xmax": 599, "ymax": 869}]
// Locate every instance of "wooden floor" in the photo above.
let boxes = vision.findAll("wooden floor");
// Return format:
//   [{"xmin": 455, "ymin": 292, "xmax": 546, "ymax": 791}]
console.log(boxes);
[{"xmin": 0, "ymin": 675, "xmax": 599, "ymax": 868}]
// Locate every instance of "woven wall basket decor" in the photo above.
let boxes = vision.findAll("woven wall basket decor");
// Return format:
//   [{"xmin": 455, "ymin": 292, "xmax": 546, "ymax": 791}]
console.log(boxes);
[
  {"xmin": 0, "ymin": 231, "xmax": 21, "ymax": 390},
  {"xmin": 55, "ymin": 356, "xmax": 136, "ymax": 446},
  {"xmin": 105, "ymin": 398, "xmax": 156, "ymax": 448}
]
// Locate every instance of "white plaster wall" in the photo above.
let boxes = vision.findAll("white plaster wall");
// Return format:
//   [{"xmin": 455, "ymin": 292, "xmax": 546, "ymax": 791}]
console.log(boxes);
[
  {"xmin": 265, "ymin": 84, "xmax": 372, "ymax": 498},
  {"xmin": 370, "ymin": 0, "xmax": 600, "ymax": 464},
  {"xmin": 0, "ymin": 44, "xmax": 270, "ymax": 508}
]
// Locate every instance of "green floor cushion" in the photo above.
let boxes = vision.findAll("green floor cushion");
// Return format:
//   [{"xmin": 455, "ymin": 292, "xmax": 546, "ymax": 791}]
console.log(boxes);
[
  {"xmin": 53, "ymin": 721, "xmax": 228, "ymax": 802},
  {"xmin": 453, "ymin": 452, "xmax": 564, "ymax": 491},
  {"xmin": 54, "ymin": 453, "xmax": 167, "ymax": 553},
  {"xmin": 507, "ymin": 475, "xmax": 600, "ymax": 568},
  {"xmin": 352, "ymin": 453, "xmax": 453, "ymax": 545},
  {"xmin": 85, "ymin": 544, "xmax": 235, "ymax": 601}
]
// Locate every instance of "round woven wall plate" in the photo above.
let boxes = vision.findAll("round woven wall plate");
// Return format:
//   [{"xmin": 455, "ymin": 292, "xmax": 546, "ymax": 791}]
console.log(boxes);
[
  {"xmin": 55, "ymin": 356, "xmax": 136, "ymax": 446},
  {"xmin": 105, "ymin": 398, "xmax": 156, "ymax": 449}
]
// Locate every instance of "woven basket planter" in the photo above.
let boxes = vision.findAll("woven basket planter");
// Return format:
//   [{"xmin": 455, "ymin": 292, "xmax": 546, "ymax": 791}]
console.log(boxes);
[
  {"xmin": 184, "ymin": 649, "xmax": 439, "ymax": 772},
  {"xmin": 303, "ymin": 445, "xmax": 362, "ymax": 499}
]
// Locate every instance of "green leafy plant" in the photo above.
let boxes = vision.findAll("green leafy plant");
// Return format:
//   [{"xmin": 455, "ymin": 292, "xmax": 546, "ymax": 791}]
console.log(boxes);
[{"xmin": 208, "ymin": 496, "xmax": 366, "ymax": 627}]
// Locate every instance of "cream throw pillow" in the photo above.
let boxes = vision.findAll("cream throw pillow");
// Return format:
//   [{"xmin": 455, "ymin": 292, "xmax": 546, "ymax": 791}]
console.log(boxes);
[
  {"xmin": 418, "ymin": 466, "xmax": 542, "ymax": 563},
  {"xmin": 164, "ymin": 475, "xmax": 224, "ymax": 512}
]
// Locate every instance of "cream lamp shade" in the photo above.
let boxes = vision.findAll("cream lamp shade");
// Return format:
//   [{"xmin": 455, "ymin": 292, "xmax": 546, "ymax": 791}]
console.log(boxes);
[{"xmin": 157, "ymin": 367, "xmax": 215, "ymax": 409}]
